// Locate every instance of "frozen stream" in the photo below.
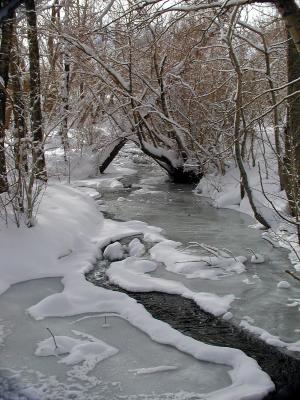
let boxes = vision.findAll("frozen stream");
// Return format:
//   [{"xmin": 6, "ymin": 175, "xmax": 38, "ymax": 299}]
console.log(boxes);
[
  {"xmin": 0, "ymin": 279, "xmax": 231, "ymax": 399},
  {"xmin": 1, "ymin": 153, "xmax": 300, "ymax": 400},
  {"xmin": 99, "ymin": 162, "xmax": 300, "ymax": 345}
]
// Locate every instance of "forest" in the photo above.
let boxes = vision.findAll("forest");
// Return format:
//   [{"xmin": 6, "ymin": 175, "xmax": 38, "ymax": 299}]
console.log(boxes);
[{"xmin": 0, "ymin": 1, "xmax": 300, "ymax": 400}]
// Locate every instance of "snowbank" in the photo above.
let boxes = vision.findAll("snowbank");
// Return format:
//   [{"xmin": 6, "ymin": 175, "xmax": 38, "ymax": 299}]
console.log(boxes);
[
  {"xmin": 196, "ymin": 162, "xmax": 284, "ymax": 229},
  {"xmin": 0, "ymin": 184, "xmax": 104, "ymax": 295}
]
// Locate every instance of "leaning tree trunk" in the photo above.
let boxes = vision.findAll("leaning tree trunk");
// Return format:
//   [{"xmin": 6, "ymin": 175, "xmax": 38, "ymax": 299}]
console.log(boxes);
[
  {"xmin": 25, "ymin": 0, "xmax": 47, "ymax": 181},
  {"xmin": 227, "ymin": 9, "xmax": 271, "ymax": 229},
  {"xmin": 284, "ymin": 33, "xmax": 300, "ymax": 217},
  {"xmin": 0, "ymin": 1, "xmax": 13, "ymax": 193},
  {"xmin": 99, "ymin": 138, "xmax": 127, "ymax": 174}
]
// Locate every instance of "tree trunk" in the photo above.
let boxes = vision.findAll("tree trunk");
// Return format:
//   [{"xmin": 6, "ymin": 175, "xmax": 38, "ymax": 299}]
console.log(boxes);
[
  {"xmin": 99, "ymin": 138, "xmax": 127, "ymax": 174},
  {"xmin": 227, "ymin": 11, "xmax": 271, "ymax": 229},
  {"xmin": 276, "ymin": 1, "xmax": 300, "ymax": 55},
  {"xmin": 167, "ymin": 167, "xmax": 202, "ymax": 184},
  {"xmin": 0, "ymin": 1, "xmax": 13, "ymax": 193},
  {"xmin": 11, "ymin": 15, "xmax": 28, "ymax": 173},
  {"xmin": 25, "ymin": 0, "xmax": 47, "ymax": 181},
  {"xmin": 284, "ymin": 33, "xmax": 300, "ymax": 216},
  {"xmin": 59, "ymin": 0, "xmax": 70, "ymax": 160}
]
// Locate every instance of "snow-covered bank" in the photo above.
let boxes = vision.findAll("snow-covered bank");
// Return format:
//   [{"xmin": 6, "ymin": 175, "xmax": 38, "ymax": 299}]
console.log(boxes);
[
  {"xmin": 195, "ymin": 161, "xmax": 300, "ymax": 352},
  {"xmin": 196, "ymin": 162, "xmax": 284, "ymax": 228},
  {"xmin": 0, "ymin": 184, "xmax": 104, "ymax": 296},
  {"xmin": 239, "ymin": 320, "xmax": 300, "ymax": 352},
  {"xmin": 0, "ymin": 181, "xmax": 274, "ymax": 400},
  {"xmin": 196, "ymin": 161, "xmax": 300, "ymax": 273}
]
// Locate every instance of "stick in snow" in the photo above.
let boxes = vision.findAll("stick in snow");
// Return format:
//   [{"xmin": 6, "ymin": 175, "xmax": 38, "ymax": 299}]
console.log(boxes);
[{"xmin": 46, "ymin": 327, "xmax": 58, "ymax": 349}]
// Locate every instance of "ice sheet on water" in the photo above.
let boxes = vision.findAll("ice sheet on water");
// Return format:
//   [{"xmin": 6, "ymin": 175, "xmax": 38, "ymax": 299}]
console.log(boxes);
[
  {"xmin": 140, "ymin": 176, "xmax": 169, "ymax": 185},
  {"xmin": 0, "ymin": 279, "xmax": 234, "ymax": 400},
  {"xmin": 150, "ymin": 240, "xmax": 247, "ymax": 279}
]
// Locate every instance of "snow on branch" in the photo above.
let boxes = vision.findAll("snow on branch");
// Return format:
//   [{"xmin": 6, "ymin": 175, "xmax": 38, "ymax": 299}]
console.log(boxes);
[
  {"xmin": 139, "ymin": 0, "xmax": 270, "ymax": 13},
  {"xmin": 142, "ymin": 141, "xmax": 181, "ymax": 168}
]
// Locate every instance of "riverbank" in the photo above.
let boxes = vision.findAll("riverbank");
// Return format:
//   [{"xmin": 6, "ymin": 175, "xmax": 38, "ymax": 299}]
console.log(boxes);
[{"xmin": 196, "ymin": 160, "xmax": 300, "ymax": 275}]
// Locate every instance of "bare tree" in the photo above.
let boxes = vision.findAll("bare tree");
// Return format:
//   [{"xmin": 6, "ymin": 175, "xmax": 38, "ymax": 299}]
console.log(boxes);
[
  {"xmin": 0, "ymin": 0, "xmax": 13, "ymax": 193},
  {"xmin": 25, "ymin": 0, "xmax": 47, "ymax": 181}
]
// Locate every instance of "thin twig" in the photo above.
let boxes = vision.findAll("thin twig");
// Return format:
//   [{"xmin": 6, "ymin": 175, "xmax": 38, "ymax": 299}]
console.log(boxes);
[
  {"xmin": 46, "ymin": 327, "xmax": 58, "ymax": 349},
  {"xmin": 246, "ymin": 248, "xmax": 257, "ymax": 257},
  {"xmin": 175, "ymin": 259, "xmax": 211, "ymax": 265},
  {"xmin": 285, "ymin": 270, "xmax": 300, "ymax": 282}
]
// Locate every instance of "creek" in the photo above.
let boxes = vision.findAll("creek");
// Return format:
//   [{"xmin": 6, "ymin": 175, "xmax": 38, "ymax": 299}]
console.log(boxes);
[{"xmin": 87, "ymin": 157, "xmax": 300, "ymax": 399}]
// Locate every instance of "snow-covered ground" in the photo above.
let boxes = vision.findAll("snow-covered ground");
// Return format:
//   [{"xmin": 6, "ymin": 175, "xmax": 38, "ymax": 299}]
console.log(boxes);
[{"xmin": 0, "ymin": 158, "xmax": 275, "ymax": 399}]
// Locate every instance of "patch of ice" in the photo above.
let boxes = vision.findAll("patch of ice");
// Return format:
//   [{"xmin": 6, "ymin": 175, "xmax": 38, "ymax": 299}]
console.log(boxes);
[
  {"xmin": 150, "ymin": 241, "xmax": 246, "ymax": 280},
  {"xmin": 140, "ymin": 176, "xmax": 169, "ymax": 185},
  {"xmin": 130, "ymin": 188, "xmax": 164, "ymax": 196}
]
